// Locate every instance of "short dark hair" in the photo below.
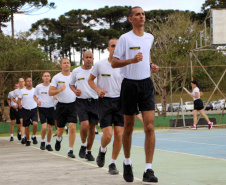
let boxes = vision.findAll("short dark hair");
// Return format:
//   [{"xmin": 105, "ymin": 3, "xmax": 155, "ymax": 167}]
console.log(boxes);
[
  {"xmin": 191, "ymin": 80, "xmax": 199, "ymax": 87},
  {"xmin": 128, "ymin": 6, "xmax": 142, "ymax": 17}
]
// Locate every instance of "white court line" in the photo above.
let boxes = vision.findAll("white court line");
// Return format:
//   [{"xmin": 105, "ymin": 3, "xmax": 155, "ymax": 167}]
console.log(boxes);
[{"xmin": 10, "ymin": 139, "xmax": 142, "ymax": 182}]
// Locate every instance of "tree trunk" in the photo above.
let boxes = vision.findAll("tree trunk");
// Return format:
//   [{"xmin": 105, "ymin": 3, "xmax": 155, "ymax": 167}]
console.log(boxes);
[
  {"xmin": 0, "ymin": 74, "xmax": 5, "ymax": 121},
  {"xmin": 11, "ymin": 10, "xmax": 14, "ymax": 38}
]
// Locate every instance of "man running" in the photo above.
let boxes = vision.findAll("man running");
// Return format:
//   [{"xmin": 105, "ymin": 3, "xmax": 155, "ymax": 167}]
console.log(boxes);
[
  {"xmin": 70, "ymin": 51, "xmax": 98, "ymax": 161},
  {"xmin": 112, "ymin": 7, "xmax": 159, "ymax": 183},
  {"xmin": 7, "ymin": 83, "xmax": 19, "ymax": 141},
  {"xmin": 34, "ymin": 72, "xmax": 55, "ymax": 151},
  {"xmin": 88, "ymin": 38, "xmax": 123, "ymax": 175},
  {"xmin": 49, "ymin": 58, "xmax": 77, "ymax": 158},
  {"xmin": 18, "ymin": 78, "xmax": 38, "ymax": 146}
]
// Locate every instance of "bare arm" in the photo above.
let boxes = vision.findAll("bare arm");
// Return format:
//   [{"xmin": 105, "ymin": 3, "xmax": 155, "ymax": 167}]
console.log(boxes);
[
  {"xmin": 190, "ymin": 92, "xmax": 199, "ymax": 98},
  {"xmin": 69, "ymin": 84, "xmax": 81, "ymax": 96},
  {"xmin": 33, "ymin": 95, "xmax": 41, "ymax": 106},
  {"xmin": 88, "ymin": 74, "xmax": 107, "ymax": 97},
  {"xmin": 111, "ymin": 52, "xmax": 143, "ymax": 68},
  {"xmin": 49, "ymin": 85, "xmax": 65, "ymax": 96},
  {"xmin": 18, "ymin": 98, "xmax": 22, "ymax": 109},
  {"xmin": 7, "ymin": 98, "xmax": 11, "ymax": 107}
]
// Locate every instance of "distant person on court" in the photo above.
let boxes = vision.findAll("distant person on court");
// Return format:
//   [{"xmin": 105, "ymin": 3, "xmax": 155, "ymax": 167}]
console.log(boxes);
[
  {"xmin": 70, "ymin": 51, "xmax": 98, "ymax": 162},
  {"xmin": 7, "ymin": 83, "xmax": 20, "ymax": 141},
  {"xmin": 18, "ymin": 78, "xmax": 38, "ymax": 146},
  {"xmin": 13, "ymin": 78, "xmax": 26, "ymax": 144},
  {"xmin": 34, "ymin": 72, "xmax": 55, "ymax": 151},
  {"xmin": 88, "ymin": 38, "xmax": 123, "ymax": 175},
  {"xmin": 49, "ymin": 58, "xmax": 77, "ymax": 158},
  {"xmin": 189, "ymin": 81, "xmax": 213, "ymax": 130},
  {"xmin": 112, "ymin": 6, "xmax": 159, "ymax": 183}
]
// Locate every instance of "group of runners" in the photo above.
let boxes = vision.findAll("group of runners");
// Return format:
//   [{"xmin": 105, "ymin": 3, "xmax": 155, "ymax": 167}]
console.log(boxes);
[{"xmin": 7, "ymin": 6, "xmax": 159, "ymax": 183}]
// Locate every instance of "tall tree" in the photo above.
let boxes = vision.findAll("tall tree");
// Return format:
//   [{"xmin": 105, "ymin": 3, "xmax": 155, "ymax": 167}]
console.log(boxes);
[
  {"xmin": 1, "ymin": 0, "xmax": 55, "ymax": 37},
  {"xmin": 0, "ymin": 4, "xmax": 10, "ymax": 33}
]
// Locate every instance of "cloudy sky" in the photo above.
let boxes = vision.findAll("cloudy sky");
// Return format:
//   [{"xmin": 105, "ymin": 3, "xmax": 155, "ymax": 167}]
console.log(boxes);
[{"xmin": 2, "ymin": 0, "xmax": 206, "ymax": 62}]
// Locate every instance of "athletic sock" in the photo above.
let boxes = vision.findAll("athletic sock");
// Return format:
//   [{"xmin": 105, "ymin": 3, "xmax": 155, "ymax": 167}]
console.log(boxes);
[
  {"xmin": 11, "ymin": 134, "xmax": 13, "ymax": 137},
  {"xmin": 42, "ymin": 139, "xmax": 45, "ymax": 142},
  {"xmin": 124, "ymin": 158, "xmax": 132, "ymax": 165},
  {"xmin": 86, "ymin": 149, "xmax": 91, "ymax": 154},
  {"xmin": 46, "ymin": 142, "xmax": 50, "ymax": 146},
  {"xmin": 68, "ymin": 147, "xmax": 73, "ymax": 152},
  {"xmin": 81, "ymin": 142, "xmax": 87, "ymax": 147},
  {"xmin": 22, "ymin": 136, "xmax": 25, "ymax": 139},
  {"xmin": 32, "ymin": 135, "xmax": 35, "ymax": 138},
  {"xmin": 56, "ymin": 137, "xmax": 62, "ymax": 142},
  {"xmin": 101, "ymin": 146, "xmax": 106, "ymax": 153},
  {"xmin": 19, "ymin": 132, "xmax": 21, "ymax": 135},
  {"xmin": 145, "ymin": 163, "xmax": 152, "ymax": 172},
  {"xmin": 109, "ymin": 159, "xmax": 116, "ymax": 165}
]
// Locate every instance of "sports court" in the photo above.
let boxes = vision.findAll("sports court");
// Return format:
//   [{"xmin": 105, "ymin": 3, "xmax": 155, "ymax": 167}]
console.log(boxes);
[{"xmin": 1, "ymin": 128, "xmax": 226, "ymax": 185}]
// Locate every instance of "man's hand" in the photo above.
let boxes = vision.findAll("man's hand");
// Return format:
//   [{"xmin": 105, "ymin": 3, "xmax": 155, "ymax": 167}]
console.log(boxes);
[
  {"xmin": 60, "ymin": 84, "xmax": 66, "ymax": 92},
  {"xmin": 75, "ymin": 89, "xmax": 81, "ymax": 96},
  {"xmin": 131, "ymin": 52, "xmax": 143, "ymax": 63},
  {"xmin": 97, "ymin": 89, "xmax": 108, "ymax": 98},
  {"xmin": 37, "ymin": 101, "xmax": 41, "ymax": 106},
  {"xmin": 151, "ymin": 64, "xmax": 159, "ymax": 73}
]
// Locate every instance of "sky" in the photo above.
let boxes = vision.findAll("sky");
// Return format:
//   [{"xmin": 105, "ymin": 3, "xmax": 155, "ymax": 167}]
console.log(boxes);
[{"xmin": 2, "ymin": 0, "xmax": 206, "ymax": 62}]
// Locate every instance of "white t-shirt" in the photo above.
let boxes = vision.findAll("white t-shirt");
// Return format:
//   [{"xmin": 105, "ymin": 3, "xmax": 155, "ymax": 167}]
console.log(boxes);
[
  {"xmin": 34, "ymin": 84, "xmax": 55, "ymax": 108},
  {"xmin": 50, "ymin": 72, "xmax": 76, "ymax": 103},
  {"xmin": 192, "ymin": 87, "xmax": 200, "ymax": 101},
  {"xmin": 13, "ymin": 88, "xmax": 24, "ymax": 98},
  {"xmin": 8, "ymin": 91, "xmax": 18, "ymax": 107},
  {"xmin": 19, "ymin": 88, "xmax": 37, "ymax": 109},
  {"xmin": 91, "ymin": 58, "xmax": 122, "ymax": 98},
  {"xmin": 113, "ymin": 30, "xmax": 154, "ymax": 80},
  {"xmin": 70, "ymin": 66, "xmax": 98, "ymax": 99}
]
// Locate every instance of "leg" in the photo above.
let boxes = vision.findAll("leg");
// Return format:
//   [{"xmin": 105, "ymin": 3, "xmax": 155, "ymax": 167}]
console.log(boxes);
[
  {"xmin": 193, "ymin": 110, "xmax": 198, "ymax": 126},
  {"xmin": 17, "ymin": 124, "xmax": 21, "ymax": 133},
  {"xmin": 112, "ymin": 126, "xmax": 123, "ymax": 160},
  {"xmin": 101, "ymin": 126, "xmax": 113, "ymax": 148},
  {"xmin": 87, "ymin": 122, "xmax": 95, "ymax": 151},
  {"xmin": 80, "ymin": 121, "xmax": 89, "ymax": 144},
  {"xmin": 25, "ymin": 126, "xmax": 30, "ymax": 140},
  {"xmin": 135, "ymin": 114, "xmax": 144, "ymax": 125},
  {"xmin": 10, "ymin": 120, "xmax": 15, "ymax": 135},
  {"xmin": 199, "ymin": 109, "xmax": 210, "ymax": 123},
  {"xmin": 47, "ymin": 124, "xmax": 53, "ymax": 143},
  {"xmin": 32, "ymin": 121, "xmax": 38, "ymax": 136},
  {"xmin": 41, "ymin": 123, "xmax": 47, "ymax": 140},
  {"xmin": 20, "ymin": 118, "xmax": 25, "ymax": 137},
  {"xmin": 123, "ymin": 115, "xmax": 135, "ymax": 158},
  {"xmin": 142, "ymin": 110, "xmax": 155, "ymax": 164},
  {"xmin": 68, "ymin": 123, "xmax": 76, "ymax": 148}
]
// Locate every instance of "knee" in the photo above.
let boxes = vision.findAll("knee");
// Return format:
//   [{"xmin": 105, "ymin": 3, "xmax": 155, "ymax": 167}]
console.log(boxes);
[
  {"xmin": 104, "ymin": 132, "xmax": 113, "ymax": 141},
  {"xmin": 144, "ymin": 123, "xmax": 154, "ymax": 134},
  {"xmin": 69, "ymin": 124, "xmax": 76, "ymax": 131},
  {"xmin": 48, "ymin": 125, "xmax": 52, "ymax": 131},
  {"xmin": 114, "ymin": 131, "xmax": 122, "ymax": 140}
]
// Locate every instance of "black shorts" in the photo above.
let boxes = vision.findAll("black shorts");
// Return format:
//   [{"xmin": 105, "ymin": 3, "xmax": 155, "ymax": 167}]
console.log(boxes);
[
  {"xmin": 18, "ymin": 108, "xmax": 23, "ymax": 119},
  {"xmin": 54, "ymin": 109, "xmax": 57, "ymax": 121},
  {"xmin": 38, "ymin": 107, "xmax": 54, "ymax": 125},
  {"xmin": 10, "ymin": 107, "xmax": 20, "ymax": 124},
  {"xmin": 98, "ymin": 97, "xmax": 124, "ymax": 129},
  {"xmin": 22, "ymin": 108, "xmax": 38, "ymax": 127},
  {"xmin": 76, "ymin": 98, "xmax": 99, "ymax": 125},
  {"xmin": 121, "ymin": 78, "xmax": 155, "ymax": 115},
  {"xmin": 56, "ymin": 102, "xmax": 77, "ymax": 128},
  {"xmin": 194, "ymin": 99, "xmax": 204, "ymax": 110}
]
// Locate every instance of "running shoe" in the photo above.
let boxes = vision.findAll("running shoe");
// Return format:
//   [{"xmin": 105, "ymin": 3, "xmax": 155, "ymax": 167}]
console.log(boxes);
[
  {"xmin": 17, "ymin": 132, "xmax": 21, "ymax": 140},
  {"xmin": 26, "ymin": 141, "xmax": 31, "ymax": 146},
  {"xmin": 79, "ymin": 146, "xmax": 86, "ymax": 158},
  {"xmin": 10, "ymin": 136, "xmax": 14, "ymax": 141},
  {"xmin": 68, "ymin": 150, "xmax": 75, "ymax": 158},
  {"xmin": 143, "ymin": 169, "xmax": 158, "ymax": 182},
  {"xmin": 208, "ymin": 122, "xmax": 213, "ymax": 129},
  {"xmin": 46, "ymin": 145, "xmax": 53, "ymax": 151},
  {"xmin": 123, "ymin": 163, "xmax": 134, "ymax": 182},
  {"xmin": 32, "ymin": 136, "xmax": 38, "ymax": 144},
  {"xmin": 40, "ymin": 142, "xmax": 45, "ymax": 150},
  {"xmin": 55, "ymin": 137, "xmax": 62, "ymax": 151},
  {"xmin": 96, "ymin": 147, "xmax": 106, "ymax": 167},
  {"xmin": 85, "ymin": 151, "xmax": 95, "ymax": 161},
  {"xmin": 190, "ymin": 125, "xmax": 197, "ymax": 130},
  {"xmin": 21, "ymin": 138, "xmax": 26, "ymax": 144},
  {"xmin": 109, "ymin": 163, "xmax": 119, "ymax": 175}
]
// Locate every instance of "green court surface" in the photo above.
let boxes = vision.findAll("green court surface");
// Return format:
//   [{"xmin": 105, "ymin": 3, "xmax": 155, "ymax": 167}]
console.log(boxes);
[{"xmin": 2, "ymin": 128, "xmax": 225, "ymax": 185}]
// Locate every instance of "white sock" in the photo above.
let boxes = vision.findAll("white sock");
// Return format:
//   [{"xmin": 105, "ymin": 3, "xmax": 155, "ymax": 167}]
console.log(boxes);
[
  {"xmin": 32, "ymin": 135, "xmax": 35, "ymax": 138},
  {"xmin": 81, "ymin": 142, "xmax": 87, "ymax": 147},
  {"xmin": 145, "ymin": 163, "xmax": 152, "ymax": 172},
  {"xmin": 95, "ymin": 128, "xmax": 97, "ymax": 132},
  {"xmin": 109, "ymin": 159, "xmax": 116, "ymax": 165},
  {"xmin": 11, "ymin": 134, "xmax": 13, "ymax": 137},
  {"xmin": 68, "ymin": 147, "xmax": 73, "ymax": 152},
  {"xmin": 42, "ymin": 139, "xmax": 45, "ymax": 142},
  {"xmin": 86, "ymin": 149, "xmax": 91, "ymax": 154},
  {"xmin": 124, "ymin": 158, "xmax": 132, "ymax": 165},
  {"xmin": 208, "ymin": 122, "xmax": 212, "ymax": 124},
  {"xmin": 57, "ymin": 137, "xmax": 62, "ymax": 141},
  {"xmin": 46, "ymin": 142, "xmax": 50, "ymax": 146},
  {"xmin": 65, "ymin": 126, "xmax": 68, "ymax": 130},
  {"xmin": 101, "ymin": 146, "xmax": 106, "ymax": 153},
  {"xmin": 22, "ymin": 136, "xmax": 25, "ymax": 139}
]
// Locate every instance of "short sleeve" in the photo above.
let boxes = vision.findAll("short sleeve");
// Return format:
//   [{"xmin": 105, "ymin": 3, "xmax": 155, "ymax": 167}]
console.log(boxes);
[
  {"xmin": 34, "ymin": 86, "xmax": 39, "ymax": 97},
  {"xmin": 50, "ymin": 75, "xmax": 58, "ymax": 88},
  {"xmin": 18, "ymin": 90, "xmax": 23, "ymax": 99},
  {"xmin": 8, "ymin": 92, "xmax": 11, "ymax": 99},
  {"xmin": 69, "ymin": 69, "xmax": 77, "ymax": 85},
  {"xmin": 91, "ymin": 62, "xmax": 99, "ymax": 77},
  {"xmin": 113, "ymin": 36, "xmax": 126, "ymax": 60}
]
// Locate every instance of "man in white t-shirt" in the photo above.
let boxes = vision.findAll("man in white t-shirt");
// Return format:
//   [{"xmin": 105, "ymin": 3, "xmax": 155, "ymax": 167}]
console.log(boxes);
[
  {"xmin": 18, "ymin": 78, "xmax": 38, "ymax": 146},
  {"xmin": 7, "ymin": 83, "xmax": 19, "ymax": 141},
  {"xmin": 34, "ymin": 72, "xmax": 55, "ymax": 151},
  {"xmin": 49, "ymin": 58, "xmax": 77, "ymax": 158},
  {"xmin": 88, "ymin": 38, "xmax": 123, "ymax": 175},
  {"xmin": 69, "ymin": 51, "xmax": 98, "ymax": 161},
  {"xmin": 112, "ymin": 7, "xmax": 159, "ymax": 183},
  {"xmin": 13, "ymin": 78, "xmax": 26, "ymax": 144}
]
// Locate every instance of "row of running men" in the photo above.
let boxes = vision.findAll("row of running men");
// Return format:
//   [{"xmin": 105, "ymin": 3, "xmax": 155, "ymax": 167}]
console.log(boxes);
[{"xmin": 6, "ymin": 7, "xmax": 160, "ymax": 183}]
